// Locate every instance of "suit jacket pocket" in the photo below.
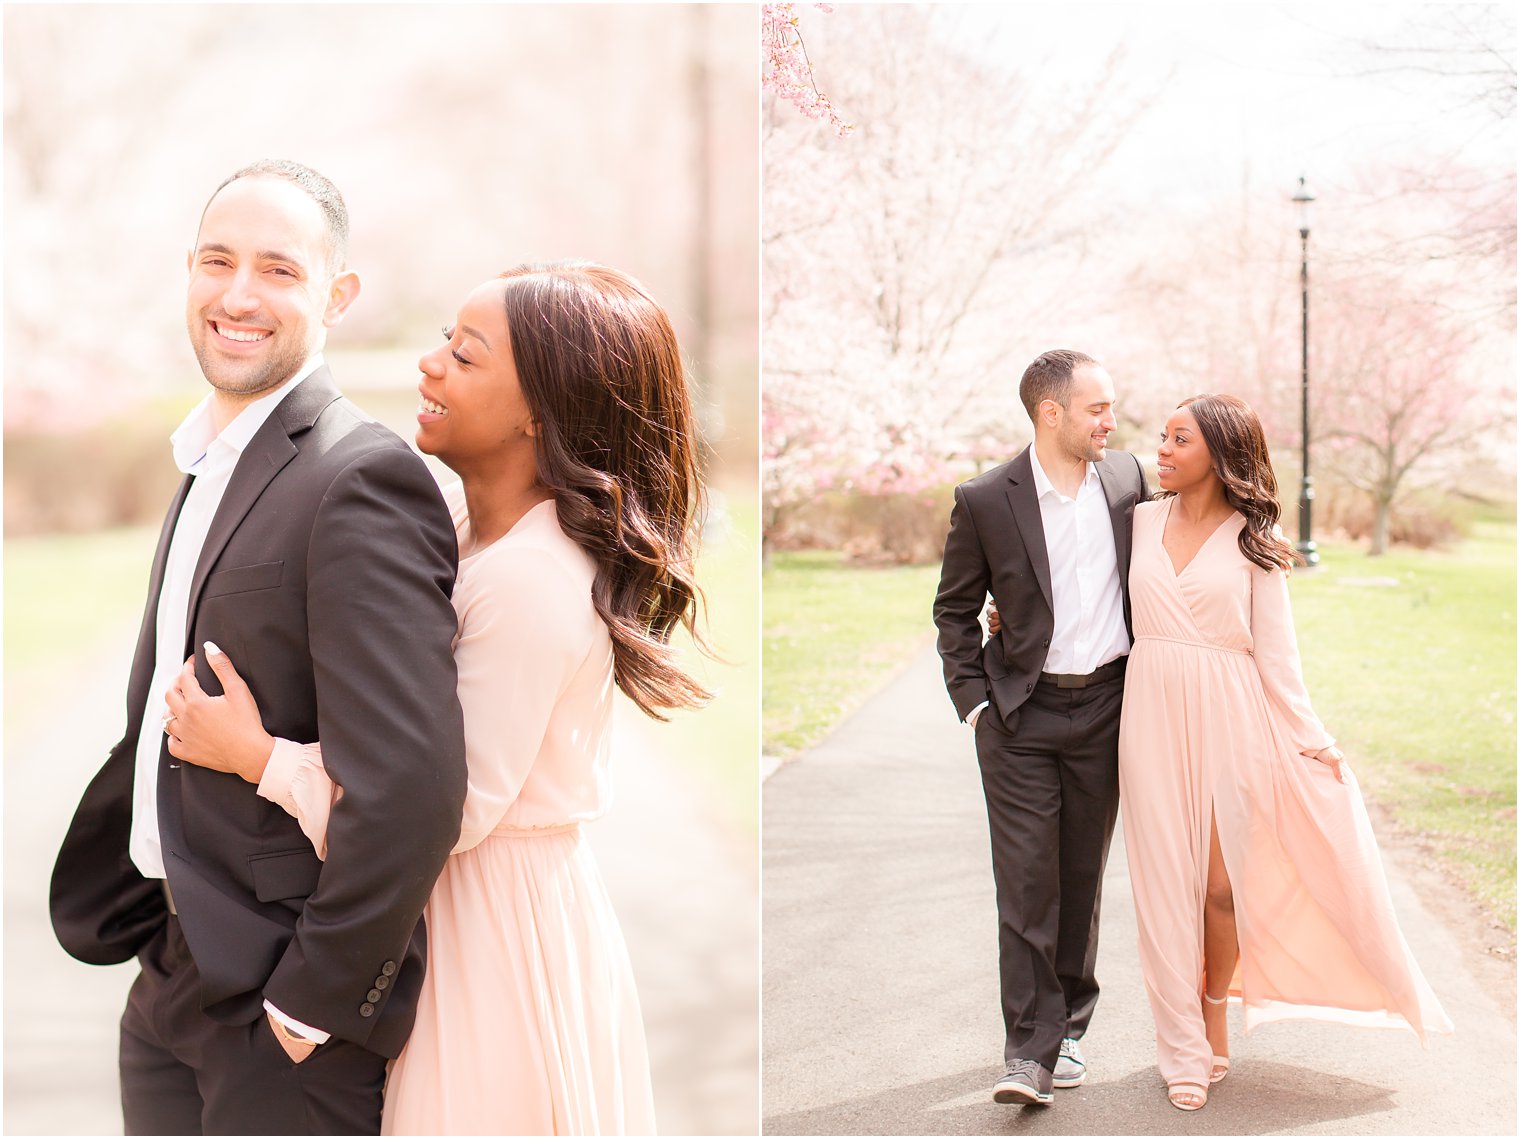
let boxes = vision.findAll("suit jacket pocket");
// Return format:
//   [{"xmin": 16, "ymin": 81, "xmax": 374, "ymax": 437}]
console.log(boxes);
[
  {"xmin": 248, "ymin": 848, "xmax": 321, "ymax": 903},
  {"xmin": 203, "ymin": 561, "xmax": 284, "ymax": 598}
]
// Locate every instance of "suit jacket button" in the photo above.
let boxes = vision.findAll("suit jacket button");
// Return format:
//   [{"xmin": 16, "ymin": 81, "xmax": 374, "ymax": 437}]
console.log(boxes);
[
  {"xmin": 1042, "ymin": 639, "xmax": 1050, "ymax": 647},
  {"xmin": 1025, "ymin": 683, "xmax": 1034, "ymax": 693},
  {"xmin": 367, "ymin": 988, "xmax": 382, "ymax": 1003},
  {"xmin": 381, "ymin": 961, "xmax": 397, "ymax": 976},
  {"xmin": 360, "ymin": 1002, "xmax": 376, "ymax": 1017},
  {"xmin": 374, "ymin": 975, "xmax": 390, "ymax": 990}
]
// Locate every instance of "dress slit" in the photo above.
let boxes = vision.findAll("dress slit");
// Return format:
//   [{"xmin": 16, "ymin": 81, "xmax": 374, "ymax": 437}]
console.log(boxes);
[{"xmin": 1119, "ymin": 498, "xmax": 1449, "ymax": 1093}]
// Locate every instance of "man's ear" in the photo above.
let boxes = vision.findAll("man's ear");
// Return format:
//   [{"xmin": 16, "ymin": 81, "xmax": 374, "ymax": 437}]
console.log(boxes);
[{"xmin": 323, "ymin": 270, "xmax": 362, "ymax": 327}]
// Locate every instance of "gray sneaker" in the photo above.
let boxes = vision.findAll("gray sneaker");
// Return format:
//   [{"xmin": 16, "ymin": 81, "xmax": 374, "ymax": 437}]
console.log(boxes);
[
  {"xmin": 993, "ymin": 1059, "xmax": 1054, "ymax": 1105},
  {"xmin": 1052, "ymin": 1037, "xmax": 1087, "ymax": 1088}
]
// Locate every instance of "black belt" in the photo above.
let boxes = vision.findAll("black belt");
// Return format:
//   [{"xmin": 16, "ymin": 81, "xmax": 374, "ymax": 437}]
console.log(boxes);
[{"xmin": 1039, "ymin": 657, "xmax": 1127, "ymax": 689}]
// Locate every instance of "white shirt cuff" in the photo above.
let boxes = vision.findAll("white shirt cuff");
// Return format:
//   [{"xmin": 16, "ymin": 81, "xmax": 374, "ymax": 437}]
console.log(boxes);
[
  {"xmin": 966, "ymin": 701, "xmax": 989, "ymax": 727},
  {"xmin": 263, "ymin": 1000, "xmax": 331, "ymax": 1044}
]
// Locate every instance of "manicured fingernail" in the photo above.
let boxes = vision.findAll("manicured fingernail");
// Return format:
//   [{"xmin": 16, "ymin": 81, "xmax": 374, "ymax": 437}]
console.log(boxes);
[{"xmin": 205, "ymin": 641, "xmax": 223, "ymax": 656}]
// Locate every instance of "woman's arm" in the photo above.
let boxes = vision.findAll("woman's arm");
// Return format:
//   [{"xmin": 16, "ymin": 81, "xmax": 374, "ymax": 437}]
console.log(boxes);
[
  {"xmin": 166, "ymin": 543, "xmax": 593, "ymax": 857},
  {"xmin": 258, "ymin": 739, "xmax": 340, "ymax": 860},
  {"xmin": 1249, "ymin": 564, "xmax": 1344, "ymax": 780},
  {"xmin": 165, "ymin": 645, "xmax": 341, "ymax": 857}
]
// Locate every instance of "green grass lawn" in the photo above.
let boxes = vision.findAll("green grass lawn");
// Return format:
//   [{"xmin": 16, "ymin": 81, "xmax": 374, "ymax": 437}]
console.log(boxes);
[
  {"xmin": 4, "ymin": 525, "xmax": 159, "ymax": 748},
  {"xmin": 762, "ymin": 550, "xmax": 941, "ymax": 757},
  {"xmin": 763, "ymin": 520, "xmax": 1517, "ymax": 932},
  {"xmin": 642, "ymin": 476, "xmax": 761, "ymax": 836},
  {"xmin": 1291, "ymin": 518, "xmax": 1516, "ymax": 931},
  {"xmin": 5, "ymin": 526, "xmax": 157, "ymax": 666}
]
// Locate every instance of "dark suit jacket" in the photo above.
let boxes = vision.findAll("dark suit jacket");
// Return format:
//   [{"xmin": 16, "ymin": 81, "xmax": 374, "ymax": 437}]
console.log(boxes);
[
  {"xmin": 50, "ymin": 367, "xmax": 467, "ymax": 1059},
  {"xmin": 933, "ymin": 445, "xmax": 1148, "ymax": 730}
]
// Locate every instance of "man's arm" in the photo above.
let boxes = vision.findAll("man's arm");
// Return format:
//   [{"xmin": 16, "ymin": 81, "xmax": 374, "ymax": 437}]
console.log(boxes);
[
  {"xmin": 261, "ymin": 443, "xmax": 466, "ymax": 1047},
  {"xmin": 933, "ymin": 485, "xmax": 993, "ymax": 722}
]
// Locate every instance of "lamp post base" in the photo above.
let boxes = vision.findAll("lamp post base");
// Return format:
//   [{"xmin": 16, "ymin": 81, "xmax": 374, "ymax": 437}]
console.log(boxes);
[{"xmin": 1296, "ymin": 539, "xmax": 1319, "ymax": 567}]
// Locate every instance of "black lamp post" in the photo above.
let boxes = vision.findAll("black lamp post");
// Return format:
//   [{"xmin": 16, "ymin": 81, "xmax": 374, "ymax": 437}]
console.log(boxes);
[{"xmin": 1292, "ymin": 175, "xmax": 1318, "ymax": 566}]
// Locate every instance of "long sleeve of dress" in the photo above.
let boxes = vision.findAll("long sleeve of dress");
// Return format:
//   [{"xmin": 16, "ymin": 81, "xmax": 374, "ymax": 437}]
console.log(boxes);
[
  {"xmin": 258, "ymin": 739, "xmax": 339, "ymax": 861},
  {"xmin": 1249, "ymin": 563, "xmax": 1336, "ymax": 756},
  {"xmin": 257, "ymin": 542, "xmax": 594, "ymax": 858}
]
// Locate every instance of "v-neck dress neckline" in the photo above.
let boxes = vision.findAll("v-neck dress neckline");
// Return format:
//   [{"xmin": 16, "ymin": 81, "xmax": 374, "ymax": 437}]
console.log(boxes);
[{"xmin": 1161, "ymin": 495, "xmax": 1241, "ymax": 579}]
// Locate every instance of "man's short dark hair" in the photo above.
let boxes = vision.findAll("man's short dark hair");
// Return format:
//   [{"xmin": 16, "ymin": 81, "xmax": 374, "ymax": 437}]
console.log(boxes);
[
  {"xmin": 201, "ymin": 159, "xmax": 349, "ymax": 274},
  {"xmin": 1019, "ymin": 349, "xmax": 1098, "ymax": 421}
]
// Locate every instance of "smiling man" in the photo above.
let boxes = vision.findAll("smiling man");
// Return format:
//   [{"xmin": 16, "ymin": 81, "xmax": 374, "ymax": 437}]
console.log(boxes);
[
  {"xmin": 933, "ymin": 349, "xmax": 1148, "ymax": 1108},
  {"xmin": 50, "ymin": 160, "xmax": 467, "ymax": 1135}
]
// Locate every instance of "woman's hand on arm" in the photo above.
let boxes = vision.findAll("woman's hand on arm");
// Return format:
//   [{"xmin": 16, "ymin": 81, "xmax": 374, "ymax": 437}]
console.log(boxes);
[{"xmin": 164, "ymin": 642, "xmax": 275, "ymax": 783}]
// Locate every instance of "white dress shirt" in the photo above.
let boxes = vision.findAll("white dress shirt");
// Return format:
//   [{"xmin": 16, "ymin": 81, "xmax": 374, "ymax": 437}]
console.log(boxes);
[
  {"xmin": 128, "ymin": 360, "xmax": 331, "ymax": 1043},
  {"xmin": 129, "ymin": 359, "xmax": 319, "ymax": 880},
  {"xmin": 967, "ymin": 450, "xmax": 1128, "ymax": 727},
  {"xmin": 1029, "ymin": 448, "xmax": 1129, "ymax": 674}
]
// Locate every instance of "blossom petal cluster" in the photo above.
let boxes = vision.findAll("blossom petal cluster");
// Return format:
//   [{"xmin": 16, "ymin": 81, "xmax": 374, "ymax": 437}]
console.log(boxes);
[{"xmin": 761, "ymin": 3, "xmax": 852, "ymax": 137}]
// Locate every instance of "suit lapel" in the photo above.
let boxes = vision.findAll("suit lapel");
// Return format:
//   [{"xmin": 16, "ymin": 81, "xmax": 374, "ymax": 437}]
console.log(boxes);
[
  {"xmin": 185, "ymin": 368, "xmax": 342, "ymax": 635},
  {"xmin": 1096, "ymin": 457, "xmax": 1134, "ymax": 575},
  {"xmin": 1004, "ymin": 446, "xmax": 1053, "ymax": 612},
  {"xmin": 123, "ymin": 476, "xmax": 193, "ymax": 720},
  {"xmin": 1096, "ymin": 454, "xmax": 1140, "ymax": 633}
]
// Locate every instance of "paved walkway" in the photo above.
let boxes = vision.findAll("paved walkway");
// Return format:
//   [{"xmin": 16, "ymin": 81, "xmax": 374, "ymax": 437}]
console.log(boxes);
[
  {"xmin": 762, "ymin": 646, "xmax": 1516, "ymax": 1135},
  {"xmin": 4, "ymin": 619, "xmax": 758, "ymax": 1135}
]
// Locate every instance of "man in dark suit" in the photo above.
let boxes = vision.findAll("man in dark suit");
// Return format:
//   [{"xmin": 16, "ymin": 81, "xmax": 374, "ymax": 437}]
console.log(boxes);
[
  {"xmin": 50, "ymin": 160, "xmax": 467, "ymax": 1134},
  {"xmin": 933, "ymin": 349, "xmax": 1147, "ymax": 1106}
]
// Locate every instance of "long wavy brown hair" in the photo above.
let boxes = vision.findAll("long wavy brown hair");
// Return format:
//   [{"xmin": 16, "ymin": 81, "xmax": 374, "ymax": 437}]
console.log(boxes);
[
  {"xmin": 1163, "ymin": 393, "xmax": 1300, "ymax": 572},
  {"xmin": 498, "ymin": 261, "xmax": 711, "ymax": 718}
]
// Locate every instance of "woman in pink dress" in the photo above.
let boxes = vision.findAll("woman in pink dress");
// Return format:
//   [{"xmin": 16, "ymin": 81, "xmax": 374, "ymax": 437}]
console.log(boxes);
[
  {"xmin": 164, "ymin": 262, "xmax": 709, "ymax": 1134},
  {"xmin": 1118, "ymin": 393, "xmax": 1451, "ymax": 1111}
]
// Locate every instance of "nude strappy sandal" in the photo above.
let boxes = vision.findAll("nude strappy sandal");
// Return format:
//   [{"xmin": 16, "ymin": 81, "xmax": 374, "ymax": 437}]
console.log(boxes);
[
  {"xmin": 1204, "ymin": 990, "xmax": 1231, "ymax": 1084},
  {"xmin": 1168, "ymin": 1082, "xmax": 1208, "ymax": 1110}
]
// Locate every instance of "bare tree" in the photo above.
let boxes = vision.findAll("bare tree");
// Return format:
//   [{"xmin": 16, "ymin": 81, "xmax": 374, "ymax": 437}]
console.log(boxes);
[{"xmin": 1340, "ymin": 5, "xmax": 1517, "ymax": 320}]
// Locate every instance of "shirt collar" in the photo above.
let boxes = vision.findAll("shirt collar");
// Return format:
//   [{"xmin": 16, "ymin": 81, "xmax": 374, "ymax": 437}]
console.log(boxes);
[
  {"xmin": 1029, "ymin": 445, "xmax": 1098, "ymax": 502},
  {"xmin": 170, "ymin": 354, "xmax": 323, "ymax": 475}
]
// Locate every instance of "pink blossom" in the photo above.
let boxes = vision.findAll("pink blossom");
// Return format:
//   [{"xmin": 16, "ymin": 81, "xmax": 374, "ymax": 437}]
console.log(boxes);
[{"xmin": 761, "ymin": 3, "xmax": 852, "ymax": 137}]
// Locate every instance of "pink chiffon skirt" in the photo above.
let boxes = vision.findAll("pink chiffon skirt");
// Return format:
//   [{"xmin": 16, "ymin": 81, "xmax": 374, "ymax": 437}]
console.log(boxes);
[
  {"xmin": 382, "ymin": 825, "xmax": 655, "ymax": 1135},
  {"xmin": 1119, "ymin": 632, "xmax": 1452, "ymax": 1091}
]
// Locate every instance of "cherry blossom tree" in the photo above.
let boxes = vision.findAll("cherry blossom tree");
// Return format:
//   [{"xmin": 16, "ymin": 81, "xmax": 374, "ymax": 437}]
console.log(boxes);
[
  {"xmin": 761, "ymin": 4, "xmax": 1514, "ymax": 560},
  {"xmin": 1311, "ymin": 270, "xmax": 1507, "ymax": 555},
  {"xmin": 1112, "ymin": 170, "xmax": 1513, "ymax": 556},
  {"xmin": 1346, "ymin": 5, "xmax": 1516, "ymax": 319},
  {"xmin": 761, "ymin": 3, "xmax": 851, "ymax": 137},
  {"xmin": 763, "ymin": 5, "xmax": 1154, "ymax": 555}
]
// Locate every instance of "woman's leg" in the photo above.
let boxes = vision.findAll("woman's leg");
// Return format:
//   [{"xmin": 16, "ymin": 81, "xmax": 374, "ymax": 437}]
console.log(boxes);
[{"xmin": 1202, "ymin": 814, "xmax": 1238, "ymax": 1078}]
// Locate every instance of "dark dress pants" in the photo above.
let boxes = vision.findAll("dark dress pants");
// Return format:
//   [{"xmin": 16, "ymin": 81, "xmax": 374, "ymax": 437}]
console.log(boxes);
[
  {"xmin": 975, "ymin": 673, "xmax": 1123, "ymax": 1071},
  {"xmin": 119, "ymin": 915, "xmax": 388, "ymax": 1135}
]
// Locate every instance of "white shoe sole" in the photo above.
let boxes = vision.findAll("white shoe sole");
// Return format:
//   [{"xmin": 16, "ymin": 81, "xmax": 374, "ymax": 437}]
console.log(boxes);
[
  {"xmin": 1052, "ymin": 1069, "xmax": 1086, "ymax": 1088},
  {"xmin": 993, "ymin": 1083, "xmax": 1053, "ymax": 1105}
]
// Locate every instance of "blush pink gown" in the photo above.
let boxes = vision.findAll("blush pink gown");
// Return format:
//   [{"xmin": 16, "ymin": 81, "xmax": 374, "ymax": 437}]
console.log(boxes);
[
  {"xmin": 1117, "ymin": 498, "xmax": 1451, "ymax": 1093},
  {"xmin": 258, "ymin": 484, "xmax": 655, "ymax": 1135}
]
